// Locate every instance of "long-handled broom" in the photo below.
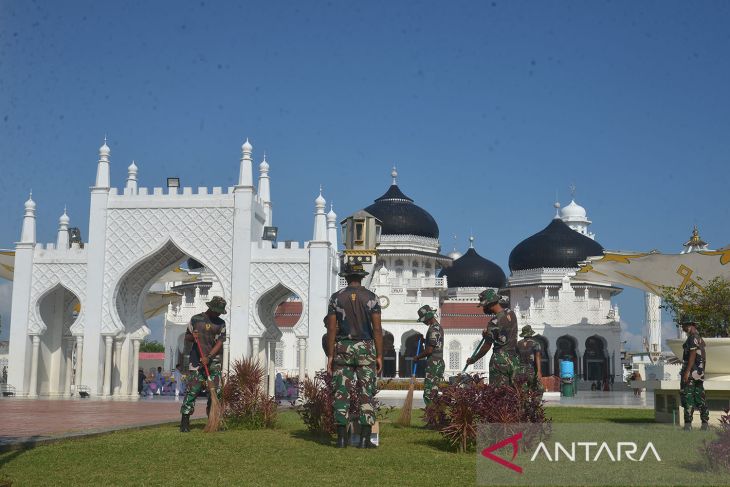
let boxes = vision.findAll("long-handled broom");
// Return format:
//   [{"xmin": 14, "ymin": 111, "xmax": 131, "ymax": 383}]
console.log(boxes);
[
  {"xmin": 193, "ymin": 335, "xmax": 222, "ymax": 432},
  {"xmin": 462, "ymin": 337, "xmax": 486, "ymax": 374},
  {"xmin": 396, "ymin": 337, "xmax": 422, "ymax": 426}
]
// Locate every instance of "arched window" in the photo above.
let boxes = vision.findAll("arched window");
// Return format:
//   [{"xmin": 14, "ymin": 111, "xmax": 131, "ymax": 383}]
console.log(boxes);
[
  {"xmin": 412, "ymin": 270, "xmax": 418, "ymax": 278},
  {"xmin": 412, "ymin": 260, "xmax": 419, "ymax": 268},
  {"xmin": 472, "ymin": 340, "xmax": 485, "ymax": 370},
  {"xmin": 275, "ymin": 341, "xmax": 285, "ymax": 368},
  {"xmin": 448, "ymin": 340, "xmax": 462, "ymax": 370},
  {"xmin": 424, "ymin": 271, "xmax": 431, "ymax": 278},
  {"xmin": 395, "ymin": 259, "xmax": 404, "ymax": 267}
]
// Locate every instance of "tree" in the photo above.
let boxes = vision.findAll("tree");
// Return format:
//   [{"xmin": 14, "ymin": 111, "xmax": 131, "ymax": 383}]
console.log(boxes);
[
  {"xmin": 661, "ymin": 276, "xmax": 730, "ymax": 338},
  {"xmin": 139, "ymin": 339, "xmax": 165, "ymax": 353}
]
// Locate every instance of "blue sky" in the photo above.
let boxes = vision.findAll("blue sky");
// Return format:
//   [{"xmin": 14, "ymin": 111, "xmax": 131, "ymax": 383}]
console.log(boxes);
[{"xmin": 1, "ymin": 1, "xmax": 729, "ymax": 345}]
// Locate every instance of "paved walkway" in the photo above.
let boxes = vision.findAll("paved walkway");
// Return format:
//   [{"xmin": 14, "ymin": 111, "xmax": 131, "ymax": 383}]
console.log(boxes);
[{"xmin": 0, "ymin": 396, "xmax": 206, "ymax": 450}]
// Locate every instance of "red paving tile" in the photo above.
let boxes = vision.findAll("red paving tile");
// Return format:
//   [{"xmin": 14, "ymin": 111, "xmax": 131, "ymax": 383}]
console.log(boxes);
[{"xmin": 0, "ymin": 397, "xmax": 206, "ymax": 446}]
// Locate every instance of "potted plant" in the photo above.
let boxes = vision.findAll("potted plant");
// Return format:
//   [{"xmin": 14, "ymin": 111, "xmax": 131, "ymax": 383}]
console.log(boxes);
[{"xmin": 661, "ymin": 276, "xmax": 730, "ymax": 380}]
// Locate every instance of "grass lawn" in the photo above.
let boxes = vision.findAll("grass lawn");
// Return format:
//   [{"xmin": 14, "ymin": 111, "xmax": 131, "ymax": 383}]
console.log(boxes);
[{"xmin": 0, "ymin": 407, "xmax": 711, "ymax": 487}]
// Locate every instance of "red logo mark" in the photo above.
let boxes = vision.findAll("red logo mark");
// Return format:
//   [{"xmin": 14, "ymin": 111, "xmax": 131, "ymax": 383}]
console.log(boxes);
[{"xmin": 481, "ymin": 432, "xmax": 523, "ymax": 474}]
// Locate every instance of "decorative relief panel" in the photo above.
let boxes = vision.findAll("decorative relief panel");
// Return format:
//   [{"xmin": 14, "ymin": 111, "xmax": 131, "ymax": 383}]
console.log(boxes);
[
  {"xmin": 102, "ymin": 207, "xmax": 234, "ymax": 334},
  {"xmin": 249, "ymin": 262, "xmax": 309, "ymax": 337},
  {"xmin": 28, "ymin": 263, "xmax": 87, "ymax": 336}
]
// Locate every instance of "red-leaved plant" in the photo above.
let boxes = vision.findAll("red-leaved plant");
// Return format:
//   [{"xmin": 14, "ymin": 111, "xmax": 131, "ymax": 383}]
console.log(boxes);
[
  {"xmin": 222, "ymin": 358, "xmax": 277, "ymax": 429},
  {"xmin": 424, "ymin": 373, "xmax": 550, "ymax": 452},
  {"xmin": 702, "ymin": 408, "xmax": 730, "ymax": 471},
  {"xmin": 296, "ymin": 370, "xmax": 389, "ymax": 438}
]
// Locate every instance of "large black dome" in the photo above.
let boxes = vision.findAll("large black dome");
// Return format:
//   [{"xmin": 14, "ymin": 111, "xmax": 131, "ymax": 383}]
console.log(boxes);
[
  {"xmin": 439, "ymin": 248, "xmax": 506, "ymax": 289},
  {"xmin": 364, "ymin": 184, "xmax": 439, "ymax": 239},
  {"xmin": 508, "ymin": 218, "xmax": 604, "ymax": 272}
]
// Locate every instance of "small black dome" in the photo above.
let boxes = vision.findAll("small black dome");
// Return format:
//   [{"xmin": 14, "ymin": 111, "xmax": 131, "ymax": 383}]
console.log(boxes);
[
  {"xmin": 508, "ymin": 219, "xmax": 604, "ymax": 272},
  {"xmin": 439, "ymin": 248, "xmax": 506, "ymax": 289},
  {"xmin": 364, "ymin": 184, "xmax": 439, "ymax": 239}
]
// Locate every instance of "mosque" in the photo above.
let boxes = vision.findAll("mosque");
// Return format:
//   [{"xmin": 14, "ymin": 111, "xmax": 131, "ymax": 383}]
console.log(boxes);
[{"xmin": 3, "ymin": 139, "xmax": 625, "ymax": 398}]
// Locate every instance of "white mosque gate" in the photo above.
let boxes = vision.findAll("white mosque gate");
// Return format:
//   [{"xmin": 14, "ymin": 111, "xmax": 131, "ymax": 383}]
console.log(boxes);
[{"xmin": 7, "ymin": 139, "xmax": 338, "ymax": 397}]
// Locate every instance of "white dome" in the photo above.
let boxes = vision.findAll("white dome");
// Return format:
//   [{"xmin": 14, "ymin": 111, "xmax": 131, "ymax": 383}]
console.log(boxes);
[
  {"xmin": 560, "ymin": 199, "xmax": 587, "ymax": 220},
  {"xmin": 448, "ymin": 250, "xmax": 463, "ymax": 260},
  {"xmin": 242, "ymin": 138, "xmax": 253, "ymax": 152}
]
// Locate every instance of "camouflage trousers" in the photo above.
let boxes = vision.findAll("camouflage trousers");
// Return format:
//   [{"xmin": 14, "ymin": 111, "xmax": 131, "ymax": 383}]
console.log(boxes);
[
  {"xmin": 681, "ymin": 379, "xmax": 709, "ymax": 424},
  {"xmin": 332, "ymin": 339, "xmax": 377, "ymax": 426},
  {"xmin": 181, "ymin": 361, "xmax": 222, "ymax": 416},
  {"xmin": 489, "ymin": 351, "xmax": 519, "ymax": 387},
  {"xmin": 515, "ymin": 363, "xmax": 544, "ymax": 395},
  {"xmin": 423, "ymin": 358, "xmax": 445, "ymax": 406}
]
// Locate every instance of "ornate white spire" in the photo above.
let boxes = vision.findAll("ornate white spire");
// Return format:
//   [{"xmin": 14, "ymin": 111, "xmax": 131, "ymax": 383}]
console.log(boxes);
[
  {"xmin": 238, "ymin": 138, "xmax": 253, "ymax": 187},
  {"xmin": 57, "ymin": 206, "xmax": 70, "ymax": 248},
  {"xmin": 681, "ymin": 225, "xmax": 709, "ymax": 253},
  {"xmin": 327, "ymin": 203, "xmax": 338, "ymax": 248},
  {"xmin": 391, "ymin": 166, "xmax": 398, "ymax": 185},
  {"xmin": 553, "ymin": 200, "xmax": 561, "ymax": 219},
  {"xmin": 448, "ymin": 234, "xmax": 462, "ymax": 260},
  {"xmin": 258, "ymin": 153, "xmax": 272, "ymax": 225},
  {"xmin": 20, "ymin": 191, "xmax": 36, "ymax": 244},
  {"xmin": 126, "ymin": 160, "xmax": 138, "ymax": 193},
  {"xmin": 313, "ymin": 187, "xmax": 327, "ymax": 241},
  {"xmin": 95, "ymin": 137, "xmax": 111, "ymax": 188},
  {"xmin": 559, "ymin": 184, "xmax": 594, "ymax": 238}
]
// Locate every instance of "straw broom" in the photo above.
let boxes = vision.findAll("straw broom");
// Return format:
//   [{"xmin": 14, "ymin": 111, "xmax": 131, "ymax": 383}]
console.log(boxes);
[
  {"xmin": 193, "ymin": 335, "xmax": 222, "ymax": 432},
  {"xmin": 396, "ymin": 337, "xmax": 422, "ymax": 426}
]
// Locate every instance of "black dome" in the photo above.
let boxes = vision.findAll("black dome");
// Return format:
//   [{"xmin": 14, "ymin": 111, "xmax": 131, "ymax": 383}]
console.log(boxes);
[
  {"xmin": 508, "ymin": 219, "xmax": 604, "ymax": 272},
  {"xmin": 364, "ymin": 184, "xmax": 439, "ymax": 239},
  {"xmin": 439, "ymin": 248, "xmax": 506, "ymax": 289}
]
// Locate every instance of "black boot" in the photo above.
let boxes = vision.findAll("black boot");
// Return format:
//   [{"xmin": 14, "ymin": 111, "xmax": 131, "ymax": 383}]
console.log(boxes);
[
  {"xmin": 701, "ymin": 422, "xmax": 709, "ymax": 431},
  {"xmin": 180, "ymin": 414, "xmax": 191, "ymax": 433},
  {"xmin": 683, "ymin": 422, "xmax": 692, "ymax": 431},
  {"xmin": 206, "ymin": 398, "xmax": 211, "ymax": 418},
  {"xmin": 358, "ymin": 425, "xmax": 375, "ymax": 449},
  {"xmin": 336, "ymin": 425, "xmax": 347, "ymax": 448}
]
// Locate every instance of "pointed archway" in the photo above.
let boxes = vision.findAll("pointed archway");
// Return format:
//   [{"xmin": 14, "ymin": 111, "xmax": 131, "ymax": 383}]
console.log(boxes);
[{"xmin": 32, "ymin": 284, "xmax": 81, "ymax": 396}]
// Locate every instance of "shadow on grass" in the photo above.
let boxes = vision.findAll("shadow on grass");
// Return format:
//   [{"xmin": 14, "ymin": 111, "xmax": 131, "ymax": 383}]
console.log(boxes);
[
  {"xmin": 289, "ymin": 429, "xmax": 334, "ymax": 447},
  {"xmin": 413, "ymin": 436, "xmax": 460, "ymax": 453},
  {"xmin": 606, "ymin": 418, "xmax": 657, "ymax": 424}
]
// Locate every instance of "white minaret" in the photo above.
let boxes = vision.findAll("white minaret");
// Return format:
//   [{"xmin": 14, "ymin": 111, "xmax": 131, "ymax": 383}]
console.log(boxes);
[
  {"xmin": 126, "ymin": 160, "xmax": 138, "ymax": 194},
  {"xmin": 327, "ymin": 203, "xmax": 338, "ymax": 249},
  {"xmin": 94, "ymin": 137, "xmax": 111, "ymax": 189},
  {"xmin": 258, "ymin": 154, "xmax": 272, "ymax": 226},
  {"xmin": 56, "ymin": 207, "xmax": 70, "ymax": 249},
  {"xmin": 560, "ymin": 185, "xmax": 595, "ymax": 239},
  {"xmin": 645, "ymin": 291, "xmax": 662, "ymax": 361},
  {"xmin": 20, "ymin": 192, "xmax": 37, "ymax": 244},
  {"xmin": 238, "ymin": 138, "xmax": 253, "ymax": 187},
  {"xmin": 313, "ymin": 187, "xmax": 327, "ymax": 241}
]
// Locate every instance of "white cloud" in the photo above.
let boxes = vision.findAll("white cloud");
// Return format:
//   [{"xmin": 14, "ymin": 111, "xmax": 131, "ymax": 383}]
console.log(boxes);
[
  {"xmin": 620, "ymin": 320, "xmax": 644, "ymax": 352},
  {"xmin": 0, "ymin": 280, "xmax": 12, "ymax": 340}
]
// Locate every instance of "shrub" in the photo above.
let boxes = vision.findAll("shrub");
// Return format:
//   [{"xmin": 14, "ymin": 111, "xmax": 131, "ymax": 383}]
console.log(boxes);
[
  {"xmin": 424, "ymin": 374, "xmax": 549, "ymax": 452},
  {"xmin": 297, "ymin": 370, "xmax": 388, "ymax": 438},
  {"xmin": 222, "ymin": 358, "xmax": 277, "ymax": 429},
  {"xmin": 139, "ymin": 340, "xmax": 164, "ymax": 352},
  {"xmin": 702, "ymin": 408, "xmax": 730, "ymax": 471}
]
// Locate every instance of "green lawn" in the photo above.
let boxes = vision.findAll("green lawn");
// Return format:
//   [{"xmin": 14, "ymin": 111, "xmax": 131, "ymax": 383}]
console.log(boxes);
[{"xmin": 0, "ymin": 407, "xmax": 714, "ymax": 487}]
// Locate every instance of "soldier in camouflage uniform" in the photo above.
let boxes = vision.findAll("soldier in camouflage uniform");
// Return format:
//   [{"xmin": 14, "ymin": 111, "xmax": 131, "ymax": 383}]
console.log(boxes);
[
  {"xmin": 179, "ymin": 296, "xmax": 227, "ymax": 433},
  {"xmin": 326, "ymin": 261, "xmax": 383, "ymax": 448},
  {"xmin": 515, "ymin": 325, "xmax": 544, "ymax": 396},
  {"xmin": 413, "ymin": 305, "xmax": 444, "ymax": 407},
  {"xmin": 679, "ymin": 317, "xmax": 709, "ymax": 430},
  {"xmin": 466, "ymin": 289, "xmax": 520, "ymax": 387}
]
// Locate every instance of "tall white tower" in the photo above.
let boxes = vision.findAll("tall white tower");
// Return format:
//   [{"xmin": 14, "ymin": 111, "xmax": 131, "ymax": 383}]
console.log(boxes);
[{"xmin": 645, "ymin": 292, "xmax": 662, "ymax": 362}]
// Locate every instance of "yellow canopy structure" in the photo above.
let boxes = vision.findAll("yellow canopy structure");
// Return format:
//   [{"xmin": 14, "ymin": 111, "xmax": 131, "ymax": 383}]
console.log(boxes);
[
  {"xmin": 574, "ymin": 246, "xmax": 730, "ymax": 293},
  {"xmin": 0, "ymin": 250, "xmax": 14, "ymax": 281},
  {"xmin": 143, "ymin": 291, "xmax": 183, "ymax": 319}
]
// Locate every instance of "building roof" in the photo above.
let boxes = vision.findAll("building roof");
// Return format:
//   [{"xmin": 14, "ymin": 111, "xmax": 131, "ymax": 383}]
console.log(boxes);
[
  {"xmin": 438, "ymin": 247, "xmax": 506, "ymax": 289},
  {"xmin": 508, "ymin": 218, "xmax": 604, "ymax": 272},
  {"xmin": 274, "ymin": 301, "xmax": 302, "ymax": 327},
  {"xmin": 439, "ymin": 302, "xmax": 492, "ymax": 329},
  {"xmin": 363, "ymin": 183, "xmax": 439, "ymax": 239}
]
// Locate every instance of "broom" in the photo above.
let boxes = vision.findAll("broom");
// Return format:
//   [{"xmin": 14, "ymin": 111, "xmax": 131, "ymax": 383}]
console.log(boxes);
[
  {"xmin": 396, "ymin": 337, "xmax": 422, "ymax": 426},
  {"xmin": 193, "ymin": 334, "xmax": 222, "ymax": 432},
  {"xmin": 462, "ymin": 337, "xmax": 486, "ymax": 374}
]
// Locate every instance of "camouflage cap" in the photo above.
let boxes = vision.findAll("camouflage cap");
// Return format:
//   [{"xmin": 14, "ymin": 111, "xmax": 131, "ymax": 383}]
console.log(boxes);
[
  {"xmin": 417, "ymin": 304, "xmax": 437, "ymax": 323},
  {"xmin": 339, "ymin": 261, "xmax": 369, "ymax": 278},
  {"xmin": 520, "ymin": 325, "xmax": 536, "ymax": 337},
  {"xmin": 206, "ymin": 296, "xmax": 227, "ymax": 314},
  {"xmin": 477, "ymin": 289, "xmax": 501, "ymax": 308},
  {"xmin": 680, "ymin": 315, "xmax": 698, "ymax": 326}
]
